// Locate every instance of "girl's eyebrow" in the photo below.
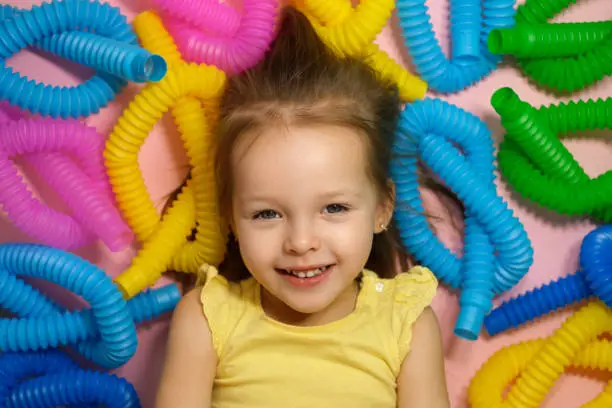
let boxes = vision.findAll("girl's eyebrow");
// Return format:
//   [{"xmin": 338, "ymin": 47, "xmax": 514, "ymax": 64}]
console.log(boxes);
[
  {"xmin": 237, "ymin": 187, "xmax": 363, "ymax": 203},
  {"xmin": 319, "ymin": 189, "xmax": 362, "ymax": 199}
]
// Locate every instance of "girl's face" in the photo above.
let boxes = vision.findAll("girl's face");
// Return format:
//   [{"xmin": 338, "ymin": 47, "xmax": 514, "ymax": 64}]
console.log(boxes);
[{"xmin": 230, "ymin": 124, "xmax": 391, "ymax": 323}]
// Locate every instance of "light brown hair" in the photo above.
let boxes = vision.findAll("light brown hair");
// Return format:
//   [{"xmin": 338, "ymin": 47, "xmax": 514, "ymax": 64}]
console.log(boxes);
[{"xmin": 166, "ymin": 6, "xmax": 463, "ymax": 287}]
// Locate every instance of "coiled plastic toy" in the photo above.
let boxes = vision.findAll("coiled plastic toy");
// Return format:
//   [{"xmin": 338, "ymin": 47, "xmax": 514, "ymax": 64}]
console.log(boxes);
[
  {"xmin": 469, "ymin": 335, "xmax": 612, "ymax": 407},
  {"xmin": 0, "ymin": 351, "xmax": 141, "ymax": 407},
  {"xmin": 469, "ymin": 300, "xmax": 612, "ymax": 407},
  {"xmin": 159, "ymin": 0, "xmax": 278, "ymax": 74},
  {"xmin": 492, "ymin": 87, "xmax": 612, "ymax": 222},
  {"xmin": 0, "ymin": 0, "xmax": 167, "ymax": 118},
  {"xmin": 0, "ymin": 243, "xmax": 180, "ymax": 369},
  {"xmin": 294, "ymin": 0, "xmax": 427, "ymax": 102},
  {"xmin": 105, "ymin": 11, "xmax": 228, "ymax": 298},
  {"xmin": 151, "ymin": 0, "xmax": 241, "ymax": 37},
  {"xmin": 485, "ymin": 224, "xmax": 612, "ymax": 336},
  {"xmin": 498, "ymin": 0, "xmax": 612, "ymax": 92},
  {"xmin": 396, "ymin": 0, "xmax": 515, "ymax": 93},
  {"xmin": 391, "ymin": 98, "xmax": 533, "ymax": 340},
  {"xmin": 0, "ymin": 116, "xmax": 133, "ymax": 252}
]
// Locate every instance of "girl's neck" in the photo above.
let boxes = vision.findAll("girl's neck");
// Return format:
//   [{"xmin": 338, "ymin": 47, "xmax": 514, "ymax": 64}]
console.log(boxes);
[{"xmin": 260, "ymin": 280, "xmax": 360, "ymax": 327}]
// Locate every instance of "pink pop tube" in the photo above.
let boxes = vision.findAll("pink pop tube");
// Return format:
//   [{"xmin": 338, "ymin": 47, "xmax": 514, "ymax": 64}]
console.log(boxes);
[
  {"xmin": 0, "ymin": 103, "xmax": 114, "ymax": 205},
  {"xmin": 0, "ymin": 119, "xmax": 133, "ymax": 251},
  {"xmin": 164, "ymin": 0, "xmax": 278, "ymax": 74},
  {"xmin": 153, "ymin": 0, "xmax": 241, "ymax": 37}
]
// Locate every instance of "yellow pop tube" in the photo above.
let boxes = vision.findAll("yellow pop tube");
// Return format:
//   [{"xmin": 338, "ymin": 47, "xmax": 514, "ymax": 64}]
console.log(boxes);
[
  {"xmin": 469, "ymin": 301, "xmax": 612, "ymax": 408},
  {"xmin": 168, "ymin": 98, "xmax": 227, "ymax": 272},
  {"xmin": 132, "ymin": 11, "xmax": 184, "ymax": 69},
  {"xmin": 105, "ymin": 12, "xmax": 227, "ymax": 297},
  {"xmin": 295, "ymin": 0, "xmax": 352, "ymax": 26},
  {"xmin": 363, "ymin": 44, "xmax": 428, "ymax": 102},
  {"xmin": 303, "ymin": 0, "xmax": 388, "ymax": 53},
  {"xmin": 137, "ymin": 11, "xmax": 227, "ymax": 271},
  {"xmin": 470, "ymin": 338, "xmax": 612, "ymax": 408},
  {"xmin": 294, "ymin": 0, "xmax": 427, "ymax": 101},
  {"xmin": 116, "ymin": 184, "xmax": 197, "ymax": 298}
]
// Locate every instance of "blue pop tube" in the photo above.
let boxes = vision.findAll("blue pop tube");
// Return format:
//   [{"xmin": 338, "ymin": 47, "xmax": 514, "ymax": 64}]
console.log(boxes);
[
  {"xmin": 0, "ymin": 0, "xmax": 166, "ymax": 118},
  {"xmin": 0, "ymin": 351, "xmax": 140, "ymax": 408},
  {"xmin": 391, "ymin": 98, "xmax": 533, "ymax": 340},
  {"xmin": 0, "ymin": 243, "xmax": 179, "ymax": 369},
  {"xmin": 396, "ymin": 0, "xmax": 516, "ymax": 93},
  {"xmin": 485, "ymin": 224, "xmax": 612, "ymax": 336}
]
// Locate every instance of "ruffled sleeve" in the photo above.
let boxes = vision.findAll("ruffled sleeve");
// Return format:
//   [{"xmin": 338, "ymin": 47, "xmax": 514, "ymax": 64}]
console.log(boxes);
[
  {"xmin": 391, "ymin": 266, "xmax": 438, "ymax": 363},
  {"xmin": 198, "ymin": 264, "xmax": 245, "ymax": 358}
]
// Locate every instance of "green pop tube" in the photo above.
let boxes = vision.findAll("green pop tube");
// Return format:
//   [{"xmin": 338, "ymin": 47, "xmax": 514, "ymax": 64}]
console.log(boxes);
[
  {"xmin": 492, "ymin": 87, "xmax": 612, "ymax": 221},
  {"xmin": 487, "ymin": 0, "xmax": 612, "ymax": 92},
  {"xmin": 488, "ymin": 21, "xmax": 612, "ymax": 58}
]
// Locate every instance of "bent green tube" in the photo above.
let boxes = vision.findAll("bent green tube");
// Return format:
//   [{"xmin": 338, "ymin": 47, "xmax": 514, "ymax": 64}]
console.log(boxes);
[
  {"xmin": 490, "ymin": 0, "xmax": 612, "ymax": 92},
  {"xmin": 492, "ymin": 87, "xmax": 612, "ymax": 221},
  {"xmin": 488, "ymin": 22, "xmax": 612, "ymax": 58}
]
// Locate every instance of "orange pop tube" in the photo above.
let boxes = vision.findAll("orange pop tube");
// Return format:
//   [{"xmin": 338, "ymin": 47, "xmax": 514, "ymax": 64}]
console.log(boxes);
[
  {"xmin": 105, "ymin": 12, "xmax": 227, "ymax": 297},
  {"xmin": 294, "ymin": 0, "xmax": 427, "ymax": 101},
  {"xmin": 469, "ymin": 301, "xmax": 612, "ymax": 408}
]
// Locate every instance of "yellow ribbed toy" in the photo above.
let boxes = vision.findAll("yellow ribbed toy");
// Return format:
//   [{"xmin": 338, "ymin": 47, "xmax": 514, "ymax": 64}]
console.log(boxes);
[
  {"xmin": 105, "ymin": 11, "xmax": 228, "ymax": 298},
  {"xmin": 293, "ymin": 0, "xmax": 427, "ymax": 101},
  {"xmin": 469, "ymin": 301, "xmax": 612, "ymax": 408}
]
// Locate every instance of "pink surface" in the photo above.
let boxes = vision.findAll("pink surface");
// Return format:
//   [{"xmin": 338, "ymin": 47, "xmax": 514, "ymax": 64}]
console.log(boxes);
[{"xmin": 0, "ymin": 0, "xmax": 611, "ymax": 407}]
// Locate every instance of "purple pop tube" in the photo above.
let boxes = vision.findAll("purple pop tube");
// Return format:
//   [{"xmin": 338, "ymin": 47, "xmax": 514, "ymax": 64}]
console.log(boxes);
[
  {"xmin": 153, "ymin": 0, "xmax": 241, "ymax": 37},
  {"xmin": 0, "ymin": 118, "xmax": 133, "ymax": 251},
  {"xmin": 164, "ymin": 0, "xmax": 278, "ymax": 74}
]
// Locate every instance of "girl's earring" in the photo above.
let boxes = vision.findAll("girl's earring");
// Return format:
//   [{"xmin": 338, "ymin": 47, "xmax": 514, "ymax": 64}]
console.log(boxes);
[{"xmin": 379, "ymin": 223, "xmax": 388, "ymax": 231}]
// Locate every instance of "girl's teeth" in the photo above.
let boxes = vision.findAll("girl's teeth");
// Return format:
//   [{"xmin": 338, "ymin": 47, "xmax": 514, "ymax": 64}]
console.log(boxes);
[{"xmin": 288, "ymin": 266, "xmax": 326, "ymax": 278}]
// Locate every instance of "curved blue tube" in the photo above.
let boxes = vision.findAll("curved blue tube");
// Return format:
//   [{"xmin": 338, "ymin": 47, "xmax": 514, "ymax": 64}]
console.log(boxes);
[
  {"xmin": 0, "ymin": 351, "xmax": 140, "ymax": 408},
  {"xmin": 396, "ymin": 0, "xmax": 516, "ymax": 93},
  {"xmin": 580, "ymin": 225, "xmax": 612, "ymax": 307},
  {"xmin": 0, "ymin": 0, "xmax": 165, "ymax": 118},
  {"xmin": 485, "ymin": 225, "xmax": 612, "ymax": 336},
  {"xmin": 0, "ymin": 268, "xmax": 181, "ymax": 331},
  {"xmin": 483, "ymin": 272, "xmax": 590, "ymax": 335},
  {"xmin": 0, "ymin": 243, "xmax": 139, "ymax": 369},
  {"xmin": 391, "ymin": 98, "xmax": 533, "ymax": 339},
  {"xmin": 38, "ymin": 31, "xmax": 168, "ymax": 83}
]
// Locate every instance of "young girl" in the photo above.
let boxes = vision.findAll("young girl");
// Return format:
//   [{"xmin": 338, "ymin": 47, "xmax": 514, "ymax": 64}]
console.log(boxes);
[{"xmin": 155, "ymin": 7, "xmax": 450, "ymax": 408}]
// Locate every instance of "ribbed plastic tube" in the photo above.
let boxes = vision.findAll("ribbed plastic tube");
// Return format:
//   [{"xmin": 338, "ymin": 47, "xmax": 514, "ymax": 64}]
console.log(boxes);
[
  {"xmin": 507, "ymin": 301, "xmax": 612, "ymax": 407},
  {"xmin": 0, "ymin": 268, "xmax": 181, "ymax": 332},
  {"xmin": 163, "ymin": 0, "xmax": 278, "ymax": 74},
  {"xmin": 391, "ymin": 97, "xmax": 533, "ymax": 340},
  {"xmin": 506, "ymin": 0, "xmax": 612, "ymax": 92},
  {"xmin": 492, "ymin": 87, "xmax": 612, "ymax": 221},
  {"xmin": 488, "ymin": 21, "xmax": 612, "ymax": 58},
  {"xmin": 485, "ymin": 224, "xmax": 612, "ymax": 336},
  {"xmin": 469, "ymin": 336, "xmax": 612, "ymax": 407},
  {"xmin": 0, "ymin": 351, "xmax": 140, "ymax": 408},
  {"xmin": 295, "ymin": 0, "xmax": 427, "ymax": 101},
  {"xmin": 0, "ymin": 243, "xmax": 138, "ymax": 369},
  {"xmin": 152, "ymin": 0, "xmax": 241, "ymax": 37},
  {"xmin": 0, "ymin": 0, "xmax": 165, "ymax": 118},
  {"xmin": 105, "ymin": 12, "xmax": 228, "ymax": 298},
  {"xmin": 0, "ymin": 118, "xmax": 133, "ymax": 252},
  {"xmin": 396, "ymin": 0, "xmax": 515, "ymax": 93}
]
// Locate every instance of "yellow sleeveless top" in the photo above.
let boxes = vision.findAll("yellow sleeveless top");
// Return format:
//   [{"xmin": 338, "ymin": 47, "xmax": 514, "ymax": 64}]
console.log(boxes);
[{"xmin": 199, "ymin": 266, "xmax": 437, "ymax": 408}]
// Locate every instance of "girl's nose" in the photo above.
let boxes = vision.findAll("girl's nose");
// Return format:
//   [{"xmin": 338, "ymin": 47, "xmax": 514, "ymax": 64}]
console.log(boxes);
[{"xmin": 283, "ymin": 221, "xmax": 320, "ymax": 255}]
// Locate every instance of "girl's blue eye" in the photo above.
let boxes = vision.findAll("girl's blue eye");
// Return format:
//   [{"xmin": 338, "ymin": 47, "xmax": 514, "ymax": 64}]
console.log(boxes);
[
  {"xmin": 253, "ymin": 209, "xmax": 279, "ymax": 220},
  {"xmin": 325, "ymin": 204, "xmax": 349, "ymax": 214}
]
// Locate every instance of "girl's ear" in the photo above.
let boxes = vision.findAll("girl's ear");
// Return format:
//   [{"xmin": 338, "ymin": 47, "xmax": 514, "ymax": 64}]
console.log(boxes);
[{"xmin": 374, "ymin": 180, "xmax": 396, "ymax": 233}]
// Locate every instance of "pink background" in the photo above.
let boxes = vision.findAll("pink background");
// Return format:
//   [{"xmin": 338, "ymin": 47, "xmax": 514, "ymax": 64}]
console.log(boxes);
[{"xmin": 1, "ymin": 0, "xmax": 611, "ymax": 406}]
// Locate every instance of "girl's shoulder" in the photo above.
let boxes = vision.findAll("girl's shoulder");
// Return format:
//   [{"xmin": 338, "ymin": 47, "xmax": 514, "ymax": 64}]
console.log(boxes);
[
  {"xmin": 197, "ymin": 264, "xmax": 258, "ymax": 356},
  {"xmin": 361, "ymin": 265, "xmax": 438, "ymax": 305},
  {"xmin": 360, "ymin": 266, "xmax": 438, "ymax": 361}
]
